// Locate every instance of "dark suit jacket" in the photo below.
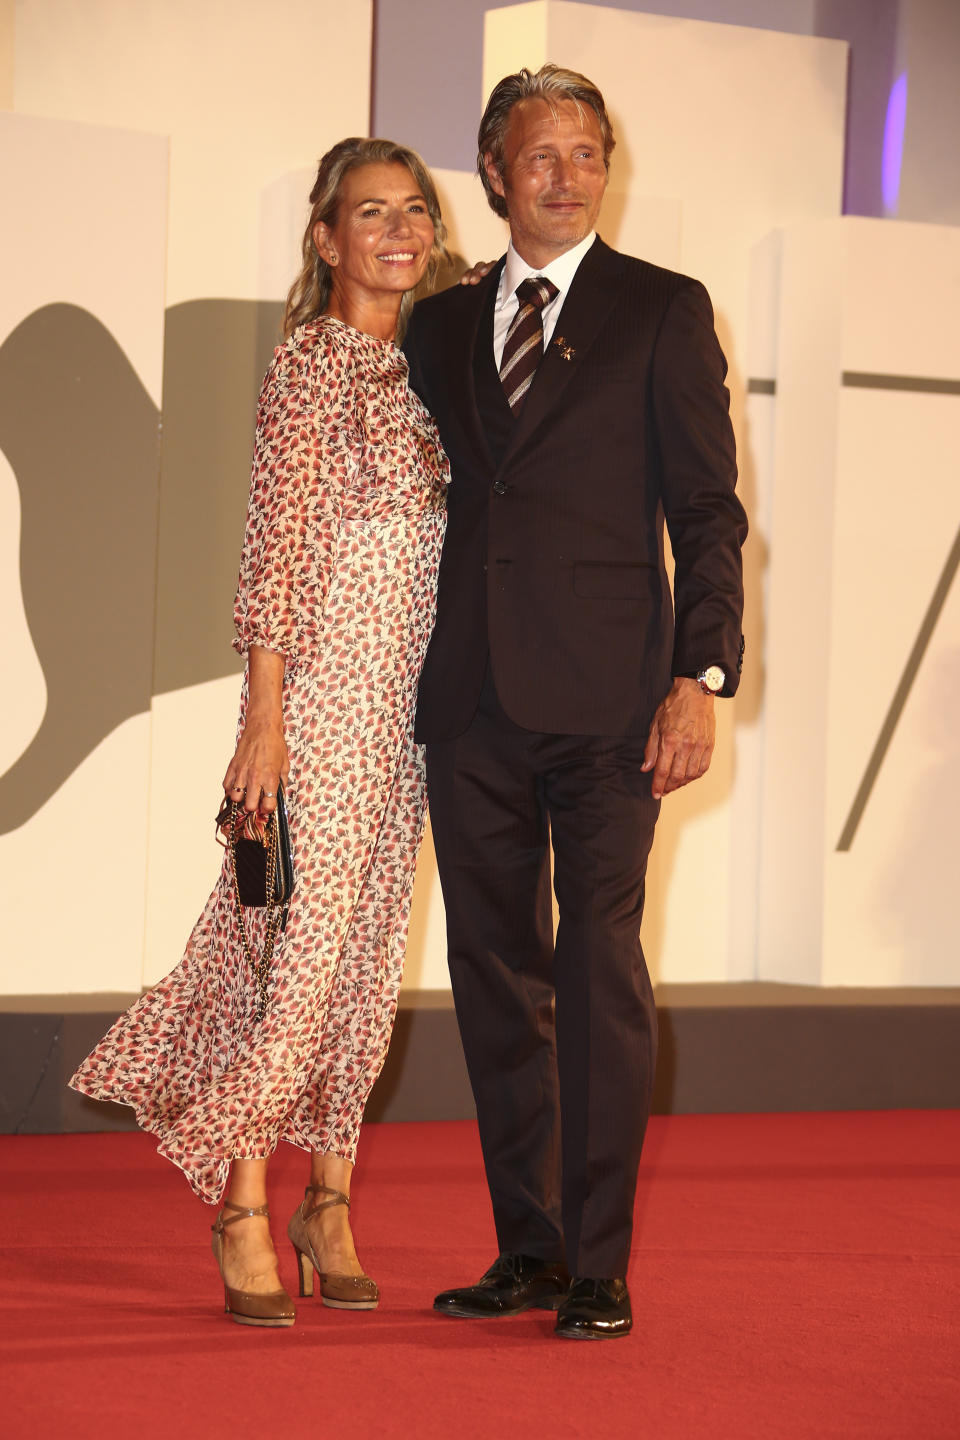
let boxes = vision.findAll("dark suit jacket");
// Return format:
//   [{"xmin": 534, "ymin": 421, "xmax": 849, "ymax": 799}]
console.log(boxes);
[{"xmin": 403, "ymin": 236, "xmax": 747, "ymax": 742}]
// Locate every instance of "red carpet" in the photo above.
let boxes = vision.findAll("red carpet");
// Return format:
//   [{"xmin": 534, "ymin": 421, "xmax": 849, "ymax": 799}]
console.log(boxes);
[{"xmin": 3, "ymin": 1112, "xmax": 959, "ymax": 1439}]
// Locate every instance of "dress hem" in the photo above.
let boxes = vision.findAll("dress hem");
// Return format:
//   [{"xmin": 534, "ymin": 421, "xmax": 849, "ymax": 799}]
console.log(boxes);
[{"xmin": 67, "ymin": 1076, "xmax": 356, "ymax": 1204}]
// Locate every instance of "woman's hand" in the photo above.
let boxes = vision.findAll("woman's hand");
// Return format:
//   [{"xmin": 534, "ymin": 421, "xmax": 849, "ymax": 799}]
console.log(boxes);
[
  {"xmin": 459, "ymin": 259, "xmax": 497, "ymax": 285},
  {"xmin": 222, "ymin": 646, "xmax": 289, "ymax": 818}
]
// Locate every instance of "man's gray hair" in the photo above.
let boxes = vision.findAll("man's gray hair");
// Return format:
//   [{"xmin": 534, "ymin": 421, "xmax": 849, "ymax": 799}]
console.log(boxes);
[{"xmin": 477, "ymin": 63, "xmax": 616, "ymax": 219}]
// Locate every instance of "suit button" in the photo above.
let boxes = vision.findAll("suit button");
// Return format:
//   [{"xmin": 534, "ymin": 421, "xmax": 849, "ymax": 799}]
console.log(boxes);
[{"xmin": 492, "ymin": 480, "xmax": 508, "ymax": 496}]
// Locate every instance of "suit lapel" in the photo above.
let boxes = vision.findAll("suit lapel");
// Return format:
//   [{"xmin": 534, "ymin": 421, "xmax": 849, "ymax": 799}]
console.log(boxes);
[
  {"xmin": 448, "ymin": 260, "xmax": 504, "ymax": 471},
  {"xmin": 501, "ymin": 238, "xmax": 623, "ymax": 465}
]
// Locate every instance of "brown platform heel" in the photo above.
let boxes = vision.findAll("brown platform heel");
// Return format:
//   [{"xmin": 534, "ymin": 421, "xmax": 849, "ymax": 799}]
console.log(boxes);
[
  {"xmin": 287, "ymin": 1184, "xmax": 379, "ymax": 1310},
  {"xmin": 211, "ymin": 1199, "xmax": 296, "ymax": 1327}
]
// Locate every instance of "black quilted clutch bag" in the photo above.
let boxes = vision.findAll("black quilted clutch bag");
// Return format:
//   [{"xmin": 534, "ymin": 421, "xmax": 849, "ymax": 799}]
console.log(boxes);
[{"xmin": 215, "ymin": 784, "xmax": 294, "ymax": 1019}]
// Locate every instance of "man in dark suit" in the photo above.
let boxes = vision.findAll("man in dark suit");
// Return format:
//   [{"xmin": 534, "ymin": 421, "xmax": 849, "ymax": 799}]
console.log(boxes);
[{"xmin": 403, "ymin": 64, "xmax": 747, "ymax": 1340}]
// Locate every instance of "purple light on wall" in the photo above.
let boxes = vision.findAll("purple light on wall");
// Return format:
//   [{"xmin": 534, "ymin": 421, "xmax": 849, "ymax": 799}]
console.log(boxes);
[{"xmin": 882, "ymin": 71, "xmax": 908, "ymax": 212}]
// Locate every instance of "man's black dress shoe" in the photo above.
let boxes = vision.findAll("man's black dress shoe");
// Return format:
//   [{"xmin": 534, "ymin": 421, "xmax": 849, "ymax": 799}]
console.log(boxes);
[
  {"xmin": 433, "ymin": 1253, "xmax": 570, "ymax": 1318},
  {"xmin": 555, "ymin": 1277, "xmax": 632, "ymax": 1339}
]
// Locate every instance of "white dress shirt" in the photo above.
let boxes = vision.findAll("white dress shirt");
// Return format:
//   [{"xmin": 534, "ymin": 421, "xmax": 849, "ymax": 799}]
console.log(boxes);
[{"xmin": 492, "ymin": 232, "xmax": 597, "ymax": 369}]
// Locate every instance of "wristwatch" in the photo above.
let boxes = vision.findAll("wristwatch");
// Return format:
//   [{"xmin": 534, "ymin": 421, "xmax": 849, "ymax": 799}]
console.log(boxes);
[{"xmin": 696, "ymin": 665, "xmax": 725, "ymax": 696}]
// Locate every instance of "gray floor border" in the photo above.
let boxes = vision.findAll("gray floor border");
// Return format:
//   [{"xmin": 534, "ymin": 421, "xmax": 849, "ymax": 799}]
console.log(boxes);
[{"xmin": 3, "ymin": 984, "xmax": 959, "ymax": 1135}]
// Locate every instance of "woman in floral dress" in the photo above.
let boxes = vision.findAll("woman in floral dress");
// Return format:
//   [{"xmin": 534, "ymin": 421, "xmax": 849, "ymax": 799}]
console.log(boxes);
[{"xmin": 71, "ymin": 138, "xmax": 449, "ymax": 1327}]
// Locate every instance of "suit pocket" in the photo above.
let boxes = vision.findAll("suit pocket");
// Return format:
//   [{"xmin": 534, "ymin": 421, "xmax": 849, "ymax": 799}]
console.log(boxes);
[{"xmin": 573, "ymin": 562, "xmax": 658, "ymax": 599}]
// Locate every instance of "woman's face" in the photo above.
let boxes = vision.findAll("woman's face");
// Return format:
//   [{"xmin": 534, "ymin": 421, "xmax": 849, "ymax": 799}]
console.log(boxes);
[{"xmin": 314, "ymin": 161, "xmax": 436, "ymax": 303}]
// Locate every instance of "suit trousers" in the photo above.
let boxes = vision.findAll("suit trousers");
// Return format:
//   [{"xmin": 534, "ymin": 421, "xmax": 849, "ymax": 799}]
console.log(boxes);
[{"xmin": 425, "ymin": 662, "xmax": 660, "ymax": 1278}]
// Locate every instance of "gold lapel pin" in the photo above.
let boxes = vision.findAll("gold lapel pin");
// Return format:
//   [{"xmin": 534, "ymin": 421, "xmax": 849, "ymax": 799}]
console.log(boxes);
[{"xmin": 553, "ymin": 336, "xmax": 576, "ymax": 361}]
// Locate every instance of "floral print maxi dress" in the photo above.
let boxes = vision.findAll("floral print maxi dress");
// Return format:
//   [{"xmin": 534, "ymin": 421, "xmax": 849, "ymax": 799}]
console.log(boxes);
[{"xmin": 70, "ymin": 316, "xmax": 448, "ymax": 1203}]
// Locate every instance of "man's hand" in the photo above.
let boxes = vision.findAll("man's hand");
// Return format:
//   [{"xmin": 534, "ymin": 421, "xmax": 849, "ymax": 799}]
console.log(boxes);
[
  {"xmin": 459, "ymin": 259, "xmax": 497, "ymax": 285},
  {"xmin": 642, "ymin": 678, "xmax": 716, "ymax": 800}
]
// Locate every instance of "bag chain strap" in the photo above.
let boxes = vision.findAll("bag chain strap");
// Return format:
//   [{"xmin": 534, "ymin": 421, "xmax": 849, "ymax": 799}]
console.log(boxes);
[{"xmin": 226, "ymin": 798, "xmax": 282, "ymax": 1023}]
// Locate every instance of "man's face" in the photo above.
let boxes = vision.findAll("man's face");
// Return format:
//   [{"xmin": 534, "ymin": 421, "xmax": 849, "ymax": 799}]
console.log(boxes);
[{"xmin": 484, "ymin": 98, "xmax": 608, "ymax": 268}]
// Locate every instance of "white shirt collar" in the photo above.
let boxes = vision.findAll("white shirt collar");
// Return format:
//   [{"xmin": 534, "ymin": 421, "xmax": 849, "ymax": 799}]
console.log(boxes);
[
  {"xmin": 501, "ymin": 231, "xmax": 597, "ymax": 305},
  {"xmin": 493, "ymin": 232, "xmax": 597, "ymax": 366}
]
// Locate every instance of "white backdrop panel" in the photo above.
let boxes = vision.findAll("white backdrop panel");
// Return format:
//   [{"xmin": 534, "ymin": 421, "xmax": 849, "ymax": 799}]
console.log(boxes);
[
  {"xmin": 13, "ymin": 0, "xmax": 373, "ymax": 306},
  {"xmin": 0, "ymin": 114, "xmax": 167, "ymax": 995},
  {"xmin": 759, "ymin": 217, "xmax": 960, "ymax": 986},
  {"xmin": 824, "ymin": 397, "xmax": 960, "ymax": 986},
  {"xmin": 0, "ymin": 717, "xmax": 153, "ymax": 993},
  {"xmin": 756, "ymin": 223, "xmax": 841, "ymax": 982},
  {"xmin": 0, "ymin": 112, "xmax": 168, "ymax": 404}
]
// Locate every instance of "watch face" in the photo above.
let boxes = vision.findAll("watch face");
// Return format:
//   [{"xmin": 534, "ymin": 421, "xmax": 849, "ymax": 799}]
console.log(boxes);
[{"xmin": 702, "ymin": 665, "xmax": 725, "ymax": 693}]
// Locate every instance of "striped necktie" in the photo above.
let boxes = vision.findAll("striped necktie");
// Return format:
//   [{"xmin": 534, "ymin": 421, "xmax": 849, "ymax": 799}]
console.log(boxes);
[{"xmin": 499, "ymin": 276, "xmax": 560, "ymax": 415}]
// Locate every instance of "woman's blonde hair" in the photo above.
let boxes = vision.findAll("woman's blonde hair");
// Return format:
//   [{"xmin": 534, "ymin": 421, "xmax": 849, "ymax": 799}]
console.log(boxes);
[{"xmin": 283, "ymin": 137, "xmax": 448, "ymax": 339}]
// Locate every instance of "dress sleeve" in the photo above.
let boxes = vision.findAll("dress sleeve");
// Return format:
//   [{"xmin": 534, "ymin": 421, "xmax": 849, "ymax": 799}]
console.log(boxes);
[{"xmin": 233, "ymin": 330, "xmax": 357, "ymax": 667}]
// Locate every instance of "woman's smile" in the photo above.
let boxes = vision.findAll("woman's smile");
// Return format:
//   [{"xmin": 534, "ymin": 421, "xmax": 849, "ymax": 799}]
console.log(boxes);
[{"xmin": 314, "ymin": 160, "xmax": 438, "ymax": 326}]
